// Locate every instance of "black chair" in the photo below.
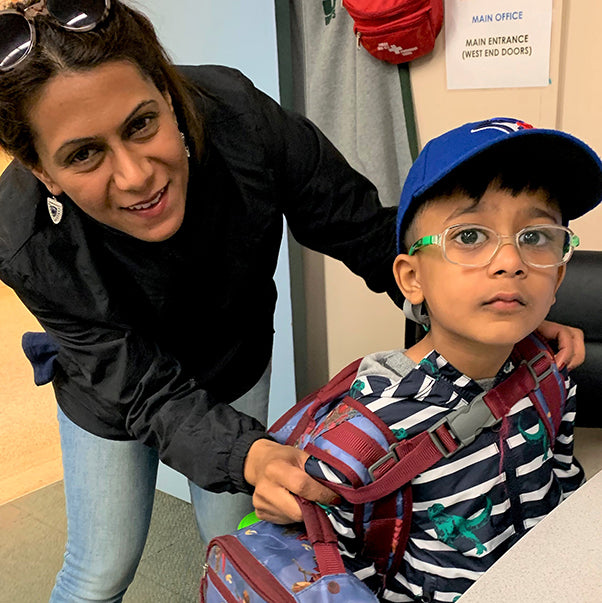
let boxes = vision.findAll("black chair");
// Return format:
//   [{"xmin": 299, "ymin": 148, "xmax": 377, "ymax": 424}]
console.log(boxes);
[
  {"xmin": 404, "ymin": 250, "xmax": 602, "ymax": 427},
  {"xmin": 547, "ymin": 250, "xmax": 602, "ymax": 428}
]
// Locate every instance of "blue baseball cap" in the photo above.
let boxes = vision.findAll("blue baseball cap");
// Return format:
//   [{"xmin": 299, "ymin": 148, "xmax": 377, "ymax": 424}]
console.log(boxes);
[{"xmin": 396, "ymin": 117, "xmax": 602, "ymax": 252}]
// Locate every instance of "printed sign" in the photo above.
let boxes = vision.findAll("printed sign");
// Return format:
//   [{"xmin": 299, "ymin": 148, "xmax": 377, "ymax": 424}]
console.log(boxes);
[{"xmin": 444, "ymin": 0, "xmax": 553, "ymax": 89}]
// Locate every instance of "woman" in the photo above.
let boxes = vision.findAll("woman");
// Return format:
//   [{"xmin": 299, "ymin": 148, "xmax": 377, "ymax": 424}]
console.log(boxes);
[{"xmin": 0, "ymin": 1, "xmax": 584, "ymax": 601}]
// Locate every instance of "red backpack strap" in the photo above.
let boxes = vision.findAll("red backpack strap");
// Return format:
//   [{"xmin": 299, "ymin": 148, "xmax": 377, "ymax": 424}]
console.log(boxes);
[
  {"xmin": 268, "ymin": 358, "xmax": 364, "ymax": 445},
  {"xmin": 316, "ymin": 358, "xmax": 365, "ymax": 401},
  {"xmin": 509, "ymin": 332, "xmax": 566, "ymax": 440},
  {"xmin": 303, "ymin": 394, "xmax": 399, "ymax": 483},
  {"xmin": 362, "ymin": 488, "xmax": 413, "ymax": 580},
  {"xmin": 315, "ymin": 334, "xmax": 565, "ymax": 505},
  {"xmin": 294, "ymin": 496, "xmax": 346, "ymax": 576}
]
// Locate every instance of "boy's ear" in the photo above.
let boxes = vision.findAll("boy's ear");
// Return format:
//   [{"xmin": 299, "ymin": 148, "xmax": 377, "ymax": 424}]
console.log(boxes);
[
  {"xmin": 393, "ymin": 253, "xmax": 425, "ymax": 305},
  {"xmin": 30, "ymin": 166, "xmax": 63, "ymax": 197}
]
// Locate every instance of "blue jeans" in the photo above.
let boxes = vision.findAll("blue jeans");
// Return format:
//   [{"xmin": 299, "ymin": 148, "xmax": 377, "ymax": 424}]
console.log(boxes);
[{"xmin": 50, "ymin": 366, "xmax": 270, "ymax": 603}]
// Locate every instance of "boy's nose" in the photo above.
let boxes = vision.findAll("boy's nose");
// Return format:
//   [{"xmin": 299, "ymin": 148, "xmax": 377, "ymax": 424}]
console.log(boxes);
[{"xmin": 488, "ymin": 240, "xmax": 527, "ymax": 276}]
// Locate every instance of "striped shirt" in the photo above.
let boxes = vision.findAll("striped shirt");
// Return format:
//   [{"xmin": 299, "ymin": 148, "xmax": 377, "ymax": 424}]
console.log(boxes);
[{"xmin": 305, "ymin": 348, "xmax": 585, "ymax": 602}]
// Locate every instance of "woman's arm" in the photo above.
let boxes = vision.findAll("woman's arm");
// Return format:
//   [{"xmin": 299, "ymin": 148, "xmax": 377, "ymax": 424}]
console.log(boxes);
[
  {"xmin": 239, "ymin": 73, "xmax": 403, "ymax": 308},
  {"xmin": 23, "ymin": 308, "xmax": 267, "ymax": 494}
]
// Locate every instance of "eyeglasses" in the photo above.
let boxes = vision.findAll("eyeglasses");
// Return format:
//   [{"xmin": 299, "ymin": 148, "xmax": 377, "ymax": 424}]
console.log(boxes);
[
  {"xmin": 0, "ymin": 0, "xmax": 111, "ymax": 72},
  {"xmin": 408, "ymin": 223, "xmax": 580, "ymax": 268}
]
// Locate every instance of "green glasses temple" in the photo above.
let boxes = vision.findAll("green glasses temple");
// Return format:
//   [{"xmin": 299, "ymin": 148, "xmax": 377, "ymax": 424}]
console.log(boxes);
[
  {"xmin": 567, "ymin": 234, "xmax": 581, "ymax": 252},
  {"xmin": 408, "ymin": 235, "xmax": 441, "ymax": 256}
]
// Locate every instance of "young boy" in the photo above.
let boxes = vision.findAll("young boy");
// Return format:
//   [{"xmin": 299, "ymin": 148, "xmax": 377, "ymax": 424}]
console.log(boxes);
[{"xmin": 304, "ymin": 117, "xmax": 602, "ymax": 602}]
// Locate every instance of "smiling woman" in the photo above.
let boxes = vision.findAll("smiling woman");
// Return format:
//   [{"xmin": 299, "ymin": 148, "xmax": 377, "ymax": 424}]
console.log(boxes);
[
  {"xmin": 29, "ymin": 61, "xmax": 190, "ymax": 241},
  {"xmin": 0, "ymin": 1, "xmax": 405, "ymax": 600},
  {"xmin": 0, "ymin": 2, "xmax": 592, "ymax": 602}
]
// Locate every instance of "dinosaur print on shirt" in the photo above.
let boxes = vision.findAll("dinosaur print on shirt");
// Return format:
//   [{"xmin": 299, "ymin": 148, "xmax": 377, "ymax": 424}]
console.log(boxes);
[{"xmin": 428, "ymin": 497, "xmax": 493, "ymax": 555}]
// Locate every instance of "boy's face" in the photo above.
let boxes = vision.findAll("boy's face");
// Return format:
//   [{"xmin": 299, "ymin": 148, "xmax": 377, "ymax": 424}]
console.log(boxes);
[{"xmin": 394, "ymin": 186, "xmax": 566, "ymax": 360}]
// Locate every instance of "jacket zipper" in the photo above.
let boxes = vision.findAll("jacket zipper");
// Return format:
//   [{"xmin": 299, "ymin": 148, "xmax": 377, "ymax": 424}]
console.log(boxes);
[{"xmin": 206, "ymin": 535, "xmax": 297, "ymax": 602}]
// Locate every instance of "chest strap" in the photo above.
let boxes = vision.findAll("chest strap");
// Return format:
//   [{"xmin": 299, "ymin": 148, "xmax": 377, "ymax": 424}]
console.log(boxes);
[{"xmin": 317, "ymin": 333, "xmax": 565, "ymax": 505}]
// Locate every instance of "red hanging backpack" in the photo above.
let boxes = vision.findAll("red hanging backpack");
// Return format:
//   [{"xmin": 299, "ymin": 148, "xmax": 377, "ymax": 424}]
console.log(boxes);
[{"xmin": 342, "ymin": 0, "xmax": 444, "ymax": 64}]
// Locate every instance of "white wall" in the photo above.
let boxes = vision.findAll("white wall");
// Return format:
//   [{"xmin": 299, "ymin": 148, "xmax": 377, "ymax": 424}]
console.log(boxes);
[{"xmin": 137, "ymin": 0, "xmax": 296, "ymax": 500}]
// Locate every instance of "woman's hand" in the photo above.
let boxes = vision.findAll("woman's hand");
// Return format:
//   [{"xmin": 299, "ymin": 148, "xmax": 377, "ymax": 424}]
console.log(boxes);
[
  {"xmin": 244, "ymin": 438, "xmax": 339, "ymax": 524},
  {"xmin": 537, "ymin": 319, "xmax": 585, "ymax": 371}
]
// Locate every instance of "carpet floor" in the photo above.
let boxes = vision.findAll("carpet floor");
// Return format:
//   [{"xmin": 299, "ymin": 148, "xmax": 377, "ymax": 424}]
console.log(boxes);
[{"xmin": 0, "ymin": 481, "xmax": 205, "ymax": 602}]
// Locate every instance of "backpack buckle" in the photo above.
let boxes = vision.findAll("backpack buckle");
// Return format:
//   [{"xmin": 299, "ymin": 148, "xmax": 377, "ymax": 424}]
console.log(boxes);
[
  {"xmin": 367, "ymin": 443, "xmax": 402, "ymax": 482},
  {"xmin": 523, "ymin": 352, "xmax": 554, "ymax": 386},
  {"xmin": 428, "ymin": 393, "xmax": 501, "ymax": 458}
]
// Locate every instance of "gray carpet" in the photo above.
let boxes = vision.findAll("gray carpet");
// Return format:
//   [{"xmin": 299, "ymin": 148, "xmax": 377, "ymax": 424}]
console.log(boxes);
[{"xmin": 0, "ymin": 482, "xmax": 206, "ymax": 603}]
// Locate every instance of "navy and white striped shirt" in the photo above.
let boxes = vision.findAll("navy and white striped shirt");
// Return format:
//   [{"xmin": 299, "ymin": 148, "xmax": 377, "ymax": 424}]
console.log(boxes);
[{"xmin": 305, "ymin": 348, "xmax": 585, "ymax": 602}]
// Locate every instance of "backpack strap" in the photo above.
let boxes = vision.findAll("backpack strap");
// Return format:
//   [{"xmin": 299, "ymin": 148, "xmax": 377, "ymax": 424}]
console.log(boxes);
[
  {"xmin": 509, "ymin": 331, "xmax": 565, "ymax": 440},
  {"xmin": 294, "ymin": 496, "xmax": 346, "ymax": 576},
  {"xmin": 311, "ymin": 334, "xmax": 565, "ymax": 580},
  {"xmin": 316, "ymin": 334, "xmax": 565, "ymax": 505},
  {"xmin": 268, "ymin": 358, "xmax": 363, "ymax": 445}
]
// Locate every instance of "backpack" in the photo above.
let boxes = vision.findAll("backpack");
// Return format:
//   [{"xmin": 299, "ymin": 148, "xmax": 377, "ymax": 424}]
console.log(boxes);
[
  {"xmin": 268, "ymin": 332, "xmax": 565, "ymax": 581},
  {"xmin": 201, "ymin": 494, "xmax": 379, "ymax": 602},
  {"xmin": 342, "ymin": 0, "xmax": 444, "ymax": 64},
  {"xmin": 200, "ymin": 333, "xmax": 565, "ymax": 600}
]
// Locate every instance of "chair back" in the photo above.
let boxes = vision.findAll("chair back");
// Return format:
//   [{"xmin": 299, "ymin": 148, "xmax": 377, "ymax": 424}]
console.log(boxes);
[{"xmin": 547, "ymin": 250, "xmax": 602, "ymax": 427}]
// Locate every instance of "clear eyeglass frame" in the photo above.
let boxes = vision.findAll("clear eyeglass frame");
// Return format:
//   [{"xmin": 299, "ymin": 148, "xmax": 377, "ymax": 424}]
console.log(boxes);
[{"xmin": 407, "ymin": 223, "xmax": 580, "ymax": 268}]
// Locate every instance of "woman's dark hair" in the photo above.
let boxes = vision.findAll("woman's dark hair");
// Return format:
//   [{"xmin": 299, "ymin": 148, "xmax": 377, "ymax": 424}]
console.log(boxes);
[{"xmin": 0, "ymin": 1, "xmax": 204, "ymax": 166}]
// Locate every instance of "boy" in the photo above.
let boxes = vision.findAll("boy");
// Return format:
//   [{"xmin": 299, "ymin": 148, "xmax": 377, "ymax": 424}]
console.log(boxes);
[{"xmin": 304, "ymin": 118, "xmax": 602, "ymax": 602}]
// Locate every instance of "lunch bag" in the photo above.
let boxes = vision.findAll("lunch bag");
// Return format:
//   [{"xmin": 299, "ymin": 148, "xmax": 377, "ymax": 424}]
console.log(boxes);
[
  {"xmin": 200, "ymin": 333, "xmax": 564, "ymax": 600},
  {"xmin": 342, "ymin": 0, "xmax": 444, "ymax": 64},
  {"xmin": 200, "ymin": 495, "xmax": 379, "ymax": 602}
]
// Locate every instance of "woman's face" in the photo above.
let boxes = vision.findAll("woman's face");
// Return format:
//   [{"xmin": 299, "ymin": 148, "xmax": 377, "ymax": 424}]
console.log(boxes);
[{"xmin": 29, "ymin": 60, "xmax": 190, "ymax": 242}]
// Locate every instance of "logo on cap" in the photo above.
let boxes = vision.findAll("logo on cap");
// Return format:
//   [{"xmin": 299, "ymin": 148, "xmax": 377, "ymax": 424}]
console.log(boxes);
[{"xmin": 470, "ymin": 118, "xmax": 534, "ymax": 135}]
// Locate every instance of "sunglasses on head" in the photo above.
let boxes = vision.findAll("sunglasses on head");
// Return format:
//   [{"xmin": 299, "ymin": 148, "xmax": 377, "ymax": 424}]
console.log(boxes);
[{"xmin": 0, "ymin": 0, "xmax": 111, "ymax": 71}]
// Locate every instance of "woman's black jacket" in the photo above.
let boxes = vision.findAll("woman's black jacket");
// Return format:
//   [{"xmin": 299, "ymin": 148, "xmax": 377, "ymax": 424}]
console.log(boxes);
[{"xmin": 0, "ymin": 65, "xmax": 400, "ymax": 493}]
